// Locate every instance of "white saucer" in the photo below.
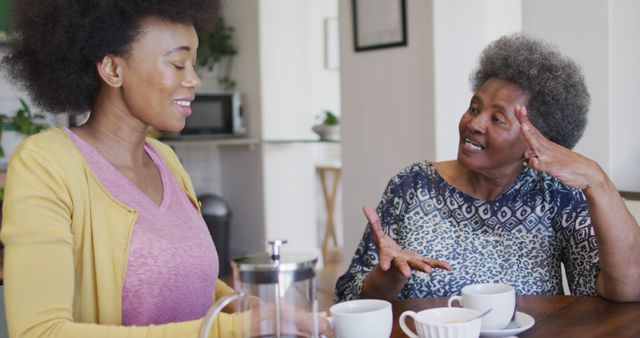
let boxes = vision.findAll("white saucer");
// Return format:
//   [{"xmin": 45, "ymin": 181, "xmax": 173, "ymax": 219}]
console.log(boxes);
[{"xmin": 480, "ymin": 311, "xmax": 535, "ymax": 338}]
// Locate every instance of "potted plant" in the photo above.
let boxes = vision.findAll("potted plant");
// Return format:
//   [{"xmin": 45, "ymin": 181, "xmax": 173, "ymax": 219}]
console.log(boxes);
[
  {"xmin": 312, "ymin": 110, "xmax": 340, "ymax": 141},
  {"xmin": 0, "ymin": 98, "xmax": 49, "ymax": 160},
  {"xmin": 197, "ymin": 18, "xmax": 237, "ymax": 90}
]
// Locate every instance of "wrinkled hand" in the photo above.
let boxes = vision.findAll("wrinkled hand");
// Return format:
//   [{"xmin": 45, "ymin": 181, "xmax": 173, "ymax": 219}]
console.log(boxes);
[
  {"xmin": 515, "ymin": 105, "xmax": 604, "ymax": 191},
  {"xmin": 363, "ymin": 205, "xmax": 450, "ymax": 279}
]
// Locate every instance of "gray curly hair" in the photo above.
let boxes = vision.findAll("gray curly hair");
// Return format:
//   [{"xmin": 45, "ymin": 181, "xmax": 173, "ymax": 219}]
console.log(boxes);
[{"xmin": 471, "ymin": 33, "xmax": 590, "ymax": 149}]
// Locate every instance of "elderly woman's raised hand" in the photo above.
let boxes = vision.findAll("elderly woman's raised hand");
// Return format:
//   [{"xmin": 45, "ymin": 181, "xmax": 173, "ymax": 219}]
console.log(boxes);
[
  {"xmin": 515, "ymin": 105, "xmax": 606, "ymax": 191},
  {"xmin": 363, "ymin": 206, "xmax": 450, "ymax": 278}
]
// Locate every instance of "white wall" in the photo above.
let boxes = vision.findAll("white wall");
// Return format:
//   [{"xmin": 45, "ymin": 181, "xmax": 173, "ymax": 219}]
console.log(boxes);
[
  {"xmin": 222, "ymin": 0, "xmax": 341, "ymax": 256},
  {"xmin": 224, "ymin": 0, "xmax": 263, "ymax": 140},
  {"xmin": 259, "ymin": 0, "xmax": 340, "ymax": 141},
  {"xmin": 339, "ymin": 0, "xmax": 437, "ymax": 265},
  {"xmin": 308, "ymin": 1, "xmax": 341, "ymax": 123},
  {"xmin": 523, "ymin": 0, "xmax": 640, "ymax": 192},
  {"xmin": 339, "ymin": 0, "xmax": 522, "ymax": 265},
  {"xmin": 0, "ymin": 49, "xmax": 23, "ymax": 115},
  {"xmin": 259, "ymin": 0, "xmax": 313, "ymax": 140},
  {"xmin": 262, "ymin": 143, "xmax": 317, "ymax": 253},
  {"xmin": 522, "ymin": 0, "xmax": 610, "ymax": 169},
  {"xmin": 217, "ymin": 0, "xmax": 267, "ymax": 258},
  {"xmin": 609, "ymin": 0, "xmax": 640, "ymax": 192},
  {"xmin": 433, "ymin": 0, "xmax": 521, "ymax": 161}
]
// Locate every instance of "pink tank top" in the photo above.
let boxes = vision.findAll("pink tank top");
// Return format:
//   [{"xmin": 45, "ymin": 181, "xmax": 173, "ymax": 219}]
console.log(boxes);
[{"xmin": 65, "ymin": 128, "xmax": 218, "ymax": 325}]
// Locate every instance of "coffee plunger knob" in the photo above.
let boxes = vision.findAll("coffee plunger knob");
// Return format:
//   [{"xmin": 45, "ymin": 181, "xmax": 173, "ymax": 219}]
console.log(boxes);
[{"xmin": 268, "ymin": 239, "xmax": 288, "ymax": 261}]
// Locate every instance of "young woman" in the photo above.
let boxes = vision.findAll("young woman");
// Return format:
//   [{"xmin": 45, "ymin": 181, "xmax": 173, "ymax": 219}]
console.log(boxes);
[{"xmin": 1, "ymin": 1, "xmax": 328, "ymax": 337}]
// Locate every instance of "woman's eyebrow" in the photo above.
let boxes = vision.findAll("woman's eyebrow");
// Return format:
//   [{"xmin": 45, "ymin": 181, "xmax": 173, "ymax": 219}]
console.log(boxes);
[{"xmin": 164, "ymin": 46, "xmax": 191, "ymax": 56}]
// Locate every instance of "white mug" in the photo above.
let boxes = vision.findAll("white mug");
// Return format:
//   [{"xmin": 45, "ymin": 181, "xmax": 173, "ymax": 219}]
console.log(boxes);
[
  {"xmin": 399, "ymin": 307, "xmax": 482, "ymax": 338},
  {"xmin": 447, "ymin": 283, "xmax": 515, "ymax": 330},
  {"xmin": 329, "ymin": 299, "xmax": 392, "ymax": 338}
]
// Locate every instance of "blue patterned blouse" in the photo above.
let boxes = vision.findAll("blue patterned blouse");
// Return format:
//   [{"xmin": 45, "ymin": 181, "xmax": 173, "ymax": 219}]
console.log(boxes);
[{"xmin": 335, "ymin": 161, "xmax": 599, "ymax": 302}]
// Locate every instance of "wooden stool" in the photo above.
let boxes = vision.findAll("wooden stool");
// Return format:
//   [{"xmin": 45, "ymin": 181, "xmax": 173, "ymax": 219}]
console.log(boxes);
[{"xmin": 316, "ymin": 165, "xmax": 341, "ymax": 262}]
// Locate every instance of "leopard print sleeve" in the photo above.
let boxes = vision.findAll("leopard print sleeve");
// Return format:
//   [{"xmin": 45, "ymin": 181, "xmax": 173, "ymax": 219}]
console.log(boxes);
[{"xmin": 334, "ymin": 168, "xmax": 408, "ymax": 302}]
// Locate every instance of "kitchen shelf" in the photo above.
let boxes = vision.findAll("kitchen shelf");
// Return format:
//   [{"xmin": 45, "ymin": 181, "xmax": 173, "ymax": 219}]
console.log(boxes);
[
  {"xmin": 263, "ymin": 139, "xmax": 340, "ymax": 144},
  {"xmin": 161, "ymin": 137, "xmax": 260, "ymax": 148}
]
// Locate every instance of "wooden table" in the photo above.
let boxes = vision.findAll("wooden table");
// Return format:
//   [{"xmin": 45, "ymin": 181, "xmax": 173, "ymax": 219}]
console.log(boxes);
[{"xmin": 391, "ymin": 295, "xmax": 640, "ymax": 337}]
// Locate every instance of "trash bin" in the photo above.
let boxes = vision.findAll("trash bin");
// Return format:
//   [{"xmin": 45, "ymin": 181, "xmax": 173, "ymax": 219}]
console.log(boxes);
[{"xmin": 199, "ymin": 194, "xmax": 232, "ymax": 276}]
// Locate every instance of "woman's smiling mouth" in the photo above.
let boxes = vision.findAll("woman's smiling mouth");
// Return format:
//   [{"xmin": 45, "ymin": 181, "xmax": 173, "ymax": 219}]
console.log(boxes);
[{"xmin": 464, "ymin": 138, "xmax": 485, "ymax": 151}]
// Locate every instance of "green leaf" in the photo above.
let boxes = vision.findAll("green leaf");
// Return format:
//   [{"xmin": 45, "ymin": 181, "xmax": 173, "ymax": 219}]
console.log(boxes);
[
  {"xmin": 1, "ymin": 98, "xmax": 49, "ymax": 136},
  {"xmin": 197, "ymin": 18, "xmax": 237, "ymax": 70},
  {"xmin": 322, "ymin": 111, "xmax": 340, "ymax": 125}
]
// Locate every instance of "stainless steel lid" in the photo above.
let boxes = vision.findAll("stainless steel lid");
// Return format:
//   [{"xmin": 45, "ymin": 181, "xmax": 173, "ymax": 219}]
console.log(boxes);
[{"xmin": 232, "ymin": 240, "xmax": 318, "ymax": 284}]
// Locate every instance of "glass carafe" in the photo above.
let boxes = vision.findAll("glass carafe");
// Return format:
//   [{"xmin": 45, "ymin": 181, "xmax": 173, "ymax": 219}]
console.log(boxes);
[{"xmin": 200, "ymin": 240, "xmax": 320, "ymax": 338}]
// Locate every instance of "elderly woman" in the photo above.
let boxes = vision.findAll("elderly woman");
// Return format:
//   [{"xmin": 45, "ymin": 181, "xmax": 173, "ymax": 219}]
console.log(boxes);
[{"xmin": 335, "ymin": 34, "xmax": 640, "ymax": 303}]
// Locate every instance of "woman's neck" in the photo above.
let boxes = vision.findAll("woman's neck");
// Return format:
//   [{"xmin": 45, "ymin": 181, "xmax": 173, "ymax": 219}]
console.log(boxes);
[
  {"xmin": 71, "ymin": 96, "xmax": 150, "ymax": 170},
  {"xmin": 434, "ymin": 160, "xmax": 524, "ymax": 201}
]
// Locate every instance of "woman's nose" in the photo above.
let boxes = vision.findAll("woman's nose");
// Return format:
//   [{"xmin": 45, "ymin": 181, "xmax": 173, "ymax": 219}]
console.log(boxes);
[
  {"xmin": 467, "ymin": 113, "xmax": 488, "ymax": 133},
  {"xmin": 183, "ymin": 67, "xmax": 201, "ymax": 88}
]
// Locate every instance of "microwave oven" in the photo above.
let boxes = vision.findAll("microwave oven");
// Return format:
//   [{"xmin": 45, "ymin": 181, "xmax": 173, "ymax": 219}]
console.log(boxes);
[{"xmin": 179, "ymin": 91, "xmax": 246, "ymax": 137}]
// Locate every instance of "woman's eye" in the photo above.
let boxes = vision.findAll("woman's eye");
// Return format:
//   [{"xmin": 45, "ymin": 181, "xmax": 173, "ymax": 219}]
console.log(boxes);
[
  {"xmin": 173, "ymin": 64, "xmax": 186, "ymax": 70},
  {"xmin": 492, "ymin": 116, "xmax": 505, "ymax": 124},
  {"xmin": 469, "ymin": 106, "xmax": 479, "ymax": 114}
]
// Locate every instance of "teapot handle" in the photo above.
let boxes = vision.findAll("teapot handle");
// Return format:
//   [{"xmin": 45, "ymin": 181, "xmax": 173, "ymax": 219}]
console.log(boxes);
[{"xmin": 199, "ymin": 292, "xmax": 245, "ymax": 338}]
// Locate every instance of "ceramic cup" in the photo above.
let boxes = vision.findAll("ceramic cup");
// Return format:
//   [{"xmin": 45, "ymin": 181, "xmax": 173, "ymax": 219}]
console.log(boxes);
[
  {"xmin": 329, "ymin": 299, "xmax": 392, "ymax": 338},
  {"xmin": 399, "ymin": 307, "xmax": 482, "ymax": 338},
  {"xmin": 447, "ymin": 283, "xmax": 515, "ymax": 330}
]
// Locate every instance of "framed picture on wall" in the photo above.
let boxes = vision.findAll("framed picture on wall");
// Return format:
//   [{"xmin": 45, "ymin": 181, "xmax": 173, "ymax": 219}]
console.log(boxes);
[{"xmin": 352, "ymin": 0, "xmax": 407, "ymax": 52}]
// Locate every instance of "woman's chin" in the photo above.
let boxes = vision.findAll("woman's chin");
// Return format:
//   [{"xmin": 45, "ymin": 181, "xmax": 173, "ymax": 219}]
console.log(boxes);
[
  {"xmin": 161, "ymin": 122, "xmax": 186, "ymax": 134},
  {"xmin": 457, "ymin": 153, "xmax": 483, "ymax": 172}
]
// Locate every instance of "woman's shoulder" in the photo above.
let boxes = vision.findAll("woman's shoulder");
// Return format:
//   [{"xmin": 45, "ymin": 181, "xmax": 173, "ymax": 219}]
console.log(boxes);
[
  {"xmin": 145, "ymin": 136, "xmax": 173, "ymax": 152},
  {"xmin": 385, "ymin": 160, "xmax": 438, "ymax": 192},
  {"xmin": 13, "ymin": 127, "xmax": 76, "ymax": 160},
  {"xmin": 396, "ymin": 160, "xmax": 436, "ymax": 178},
  {"xmin": 145, "ymin": 137, "xmax": 180, "ymax": 166}
]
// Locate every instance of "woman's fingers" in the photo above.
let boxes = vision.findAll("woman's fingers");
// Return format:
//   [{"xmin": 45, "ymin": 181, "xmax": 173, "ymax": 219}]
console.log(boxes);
[
  {"xmin": 378, "ymin": 249, "xmax": 394, "ymax": 271},
  {"xmin": 516, "ymin": 105, "xmax": 545, "ymax": 155},
  {"xmin": 407, "ymin": 259, "xmax": 433, "ymax": 274},
  {"xmin": 363, "ymin": 205, "xmax": 395, "ymax": 270},
  {"xmin": 362, "ymin": 205, "xmax": 450, "ymax": 277},
  {"xmin": 407, "ymin": 256, "xmax": 451, "ymax": 274},
  {"xmin": 515, "ymin": 104, "xmax": 596, "ymax": 189},
  {"xmin": 424, "ymin": 258, "xmax": 452, "ymax": 271},
  {"xmin": 392, "ymin": 256, "xmax": 412, "ymax": 278},
  {"xmin": 363, "ymin": 205, "xmax": 385, "ymax": 243},
  {"xmin": 516, "ymin": 104, "xmax": 558, "ymax": 171}
]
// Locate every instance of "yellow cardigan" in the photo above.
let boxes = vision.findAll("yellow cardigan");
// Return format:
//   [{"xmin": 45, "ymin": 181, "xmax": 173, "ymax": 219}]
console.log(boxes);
[{"xmin": 1, "ymin": 128, "xmax": 238, "ymax": 338}]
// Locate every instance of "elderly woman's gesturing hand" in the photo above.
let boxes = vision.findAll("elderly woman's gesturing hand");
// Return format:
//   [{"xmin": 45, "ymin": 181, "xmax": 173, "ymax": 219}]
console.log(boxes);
[
  {"xmin": 363, "ymin": 206, "xmax": 450, "ymax": 279},
  {"xmin": 515, "ymin": 105, "xmax": 605, "ymax": 191}
]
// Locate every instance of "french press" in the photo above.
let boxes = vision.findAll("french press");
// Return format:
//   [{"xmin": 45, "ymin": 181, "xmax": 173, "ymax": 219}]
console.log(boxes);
[{"xmin": 201, "ymin": 239, "xmax": 320, "ymax": 338}]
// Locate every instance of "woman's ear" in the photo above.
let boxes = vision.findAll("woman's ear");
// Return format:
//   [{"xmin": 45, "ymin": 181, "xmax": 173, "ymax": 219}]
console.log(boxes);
[{"xmin": 96, "ymin": 55, "xmax": 123, "ymax": 87}]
